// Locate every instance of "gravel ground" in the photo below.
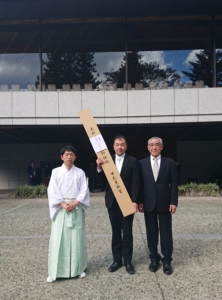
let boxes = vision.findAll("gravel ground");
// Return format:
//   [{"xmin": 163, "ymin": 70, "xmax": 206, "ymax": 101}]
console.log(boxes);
[{"xmin": 0, "ymin": 192, "xmax": 222, "ymax": 300}]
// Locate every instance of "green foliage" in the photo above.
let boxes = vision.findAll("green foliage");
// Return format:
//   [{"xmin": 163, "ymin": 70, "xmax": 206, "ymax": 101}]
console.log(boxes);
[
  {"xmin": 104, "ymin": 51, "xmax": 181, "ymax": 87},
  {"xmin": 12, "ymin": 185, "xmax": 47, "ymax": 199},
  {"xmin": 178, "ymin": 183, "xmax": 220, "ymax": 197},
  {"xmin": 36, "ymin": 52, "xmax": 101, "ymax": 89},
  {"xmin": 182, "ymin": 49, "xmax": 222, "ymax": 87}
]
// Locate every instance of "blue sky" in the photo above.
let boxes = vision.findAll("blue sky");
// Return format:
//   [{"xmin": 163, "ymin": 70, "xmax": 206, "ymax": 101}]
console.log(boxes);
[
  {"xmin": 94, "ymin": 50, "xmax": 200, "ymax": 83},
  {"xmin": 164, "ymin": 50, "xmax": 192, "ymax": 80},
  {"xmin": 0, "ymin": 50, "xmax": 201, "ymax": 88}
]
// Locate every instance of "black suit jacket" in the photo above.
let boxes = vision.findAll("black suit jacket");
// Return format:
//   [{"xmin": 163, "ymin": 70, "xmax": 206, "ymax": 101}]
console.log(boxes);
[
  {"xmin": 138, "ymin": 156, "xmax": 178, "ymax": 213},
  {"xmin": 27, "ymin": 165, "xmax": 35, "ymax": 177},
  {"xmin": 99, "ymin": 154, "xmax": 140, "ymax": 209}
]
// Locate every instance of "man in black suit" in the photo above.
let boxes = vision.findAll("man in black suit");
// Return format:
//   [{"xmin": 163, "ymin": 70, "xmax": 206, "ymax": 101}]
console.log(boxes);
[
  {"xmin": 138, "ymin": 137, "xmax": 178, "ymax": 275},
  {"xmin": 175, "ymin": 160, "xmax": 182, "ymax": 185},
  {"xmin": 27, "ymin": 160, "xmax": 36, "ymax": 185},
  {"xmin": 96, "ymin": 135, "xmax": 139, "ymax": 275},
  {"xmin": 86, "ymin": 161, "xmax": 97, "ymax": 193}
]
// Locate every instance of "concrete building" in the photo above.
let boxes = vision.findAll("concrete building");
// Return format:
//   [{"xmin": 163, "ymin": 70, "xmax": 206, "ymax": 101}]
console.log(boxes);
[{"xmin": 0, "ymin": 0, "xmax": 222, "ymax": 188}]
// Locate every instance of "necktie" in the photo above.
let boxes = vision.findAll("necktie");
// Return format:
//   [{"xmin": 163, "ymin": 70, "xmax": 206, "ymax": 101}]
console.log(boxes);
[
  {"xmin": 153, "ymin": 158, "xmax": 159, "ymax": 181},
  {"xmin": 116, "ymin": 158, "xmax": 121, "ymax": 173}
]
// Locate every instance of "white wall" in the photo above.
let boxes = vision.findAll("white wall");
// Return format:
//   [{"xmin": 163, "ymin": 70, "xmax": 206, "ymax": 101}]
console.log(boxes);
[
  {"xmin": 0, "ymin": 88, "xmax": 222, "ymax": 125},
  {"xmin": 1, "ymin": 88, "xmax": 222, "ymax": 188}
]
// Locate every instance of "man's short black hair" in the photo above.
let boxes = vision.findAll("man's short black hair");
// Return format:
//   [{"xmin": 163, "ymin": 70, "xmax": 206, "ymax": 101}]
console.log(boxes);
[
  {"xmin": 113, "ymin": 135, "xmax": 128, "ymax": 144},
  {"xmin": 60, "ymin": 145, "xmax": 78, "ymax": 156}
]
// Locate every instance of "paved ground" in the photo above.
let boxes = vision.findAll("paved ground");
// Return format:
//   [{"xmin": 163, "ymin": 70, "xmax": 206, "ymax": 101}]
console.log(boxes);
[{"xmin": 0, "ymin": 191, "xmax": 222, "ymax": 300}]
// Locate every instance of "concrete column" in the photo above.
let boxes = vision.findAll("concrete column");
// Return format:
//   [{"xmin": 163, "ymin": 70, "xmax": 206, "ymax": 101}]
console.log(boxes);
[
  {"xmin": 38, "ymin": 19, "xmax": 43, "ymax": 91},
  {"xmin": 212, "ymin": 15, "xmax": 216, "ymax": 87}
]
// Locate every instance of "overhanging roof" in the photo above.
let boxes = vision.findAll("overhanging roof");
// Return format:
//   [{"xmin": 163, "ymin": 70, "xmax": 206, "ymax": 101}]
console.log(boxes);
[
  {"xmin": 0, "ymin": 0, "xmax": 222, "ymax": 53},
  {"xmin": 0, "ymin": 122, "xmax": 222, "ymax": 150}
]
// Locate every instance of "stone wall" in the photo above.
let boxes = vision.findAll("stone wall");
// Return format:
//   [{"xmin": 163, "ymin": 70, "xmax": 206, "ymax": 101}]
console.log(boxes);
[{"xmin": 0, "ymin": 88, "xmax": 221, "ymax": 125}]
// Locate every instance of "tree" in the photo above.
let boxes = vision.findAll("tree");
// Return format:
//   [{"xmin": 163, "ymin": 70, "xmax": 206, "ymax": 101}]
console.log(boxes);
[
  {"xmin": 182, "ymin": 49, "xmax": 222, "ymax": 87},
  {"xmin": 104, "ymin": 51, "xmax": 180, "ymax": 87},
  {"xmin": 36, "ymin": 52, "xmax": 100, "ymax": 89}
]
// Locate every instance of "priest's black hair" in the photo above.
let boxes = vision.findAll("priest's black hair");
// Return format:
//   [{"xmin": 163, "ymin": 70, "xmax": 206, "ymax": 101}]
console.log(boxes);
[{"xmin": 60, "ymin": 145, "xmax": 78, "ymax": 156}]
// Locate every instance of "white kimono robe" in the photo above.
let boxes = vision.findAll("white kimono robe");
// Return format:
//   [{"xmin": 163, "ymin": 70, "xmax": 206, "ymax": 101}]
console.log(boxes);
[{"xmin": 47, "ymin": 164, "xmax": 90, "ymax": 280}]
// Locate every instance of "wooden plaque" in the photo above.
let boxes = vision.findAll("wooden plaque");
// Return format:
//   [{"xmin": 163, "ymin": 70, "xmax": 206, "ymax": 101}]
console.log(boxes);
[{"xmin": 79, "ymin": 108, "xmax": 135, "ymax": 217}]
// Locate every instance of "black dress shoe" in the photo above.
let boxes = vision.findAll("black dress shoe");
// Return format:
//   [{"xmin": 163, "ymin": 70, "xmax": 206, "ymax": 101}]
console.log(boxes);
[
  {"xmin": 149, "ymin": 261, "xmax": 159, "ymax": 272},
  {"xmin": 163, "ymin": 264, "xmax": 172, "ymax": 275},
  {"xmin": 125, "ymin": 263, "xmax": 135, "ymax": 274},
  {"xmin": 108, "ymin": 261, "xmax": 122, "ymax": 272}
]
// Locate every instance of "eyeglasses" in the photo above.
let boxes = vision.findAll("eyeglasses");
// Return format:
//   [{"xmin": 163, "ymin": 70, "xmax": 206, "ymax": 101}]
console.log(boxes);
[{"xmin": 148, "ymin": 143, "xmax": 162, "ymax": 147}]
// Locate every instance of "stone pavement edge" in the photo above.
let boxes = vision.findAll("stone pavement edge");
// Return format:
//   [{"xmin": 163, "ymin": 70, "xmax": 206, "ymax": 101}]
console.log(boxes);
[{"xmin": 0, "ymin": 191, "xmax": 222, "ymax": 300}]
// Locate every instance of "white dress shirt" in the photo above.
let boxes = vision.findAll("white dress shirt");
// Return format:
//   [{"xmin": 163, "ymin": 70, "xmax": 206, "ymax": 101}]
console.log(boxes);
[
  {"xmin": 115, "ymin": 153, "xmax": 125, "ymax": 173},
  {"xmin": 97, "ymin": 153, "xmax": 125, "ymax": 173},
  {"xmin": 150, "ymin": 155, "xmax": 161, "ymax": 170}
]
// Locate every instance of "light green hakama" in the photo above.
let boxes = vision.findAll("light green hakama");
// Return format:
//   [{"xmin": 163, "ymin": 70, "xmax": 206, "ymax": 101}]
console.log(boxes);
[{"xmin": 48, "ymin": 202, "xmax": 87, "ymax": 280}]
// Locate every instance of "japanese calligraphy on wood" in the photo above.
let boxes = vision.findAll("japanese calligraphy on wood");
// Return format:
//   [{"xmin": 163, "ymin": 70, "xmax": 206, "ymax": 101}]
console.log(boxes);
[{"xmin": 78, "ymin": 108, "xmax": 135, "ymax": 217}]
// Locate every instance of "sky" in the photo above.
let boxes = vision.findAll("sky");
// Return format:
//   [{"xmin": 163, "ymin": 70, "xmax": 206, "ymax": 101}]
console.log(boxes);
[
  {"xmin": 94, "ymin": 50, "xmax": 202, "ymax": 83},
  {"xmin": 0, "ymin": 50, "xmax": 202, "ymax": 89}
]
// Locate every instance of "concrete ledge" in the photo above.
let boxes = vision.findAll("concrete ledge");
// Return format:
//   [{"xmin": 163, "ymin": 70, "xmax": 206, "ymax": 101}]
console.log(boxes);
[
  {"xmin": 105, "ymin": 91, "xmax": 127, "ymax": 117},
  {"xmin": 128, "ymin": 90, "xmax": 150, "ymax": 116},
  {"xmin": 151, "ymin": 89, "xmax": 174, "ymax": 116},
  {"xmin": 175, "ymin": 115, "xmax": 198, "ymax": 123},
  {"xmin": 0, "ymin": 88, "xmax": 221, "ymax": 125},
  {"xmin": 82, "ymin": 91, "xmax": 105, "ymax": 117},
  {"xmin": 151, "ymin": 116, "xmax": 174, "ymax": 123},
  {"xmin": 175, "ymin": 89, "xmax": 198, "ymax": 115},
  {"xmin": 12, "ymin": 92, "xmax": 35, "ymax": 117},
  {"xmin": 36, "ymin": 92, "xmax": 58, "ymax": 117},
  {"xmin": 0, "ymin": 92, "xmax": 11, "ymax": 117},
  {"xmin": 128, "ymin": 116, "xmax": 151, "ymax": 124},
  {"xmin": 59, "ymin": 91, "xmax": 81, "ymax": 117},
  {"xmin": 199, "ymin": 88, "xmax": 222, "ymax": 114},
  {"xmin": 59, "ymin": 118, "xmax": 81, "ymax": 125}
]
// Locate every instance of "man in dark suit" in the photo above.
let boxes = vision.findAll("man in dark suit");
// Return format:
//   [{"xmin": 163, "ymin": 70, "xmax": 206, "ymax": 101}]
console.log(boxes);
[
  {"xmin": 96, "ymin": 135, "xmax": 139, "ymax": 275},
  {"xmin": 175, "ymin": 160, "xmax": 182, "ymax": 185},
  {"xmin": 27, "ymin": 160, "xmax": 36, "ymax": 185},
  {"xmin": 86, "ymin": 161, "xmax": 97, "ymax": 193},
  {"xmin": 138, "ymin": 137, "xmax": 178, "ymax": 275}
]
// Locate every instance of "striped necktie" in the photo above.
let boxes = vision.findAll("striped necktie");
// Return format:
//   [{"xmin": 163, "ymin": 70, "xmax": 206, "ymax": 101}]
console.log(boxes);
[
  {"xmin": 153, "ymin": 158, "xmax": 159, "ymax": 181},
  {"xmin": 116, "ymin": 158, "xmax": 121, "ymax": 173}
]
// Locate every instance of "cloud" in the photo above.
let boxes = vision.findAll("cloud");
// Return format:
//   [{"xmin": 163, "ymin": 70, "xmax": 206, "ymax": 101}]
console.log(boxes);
[
  {"xmin": 0, "ymin": 51, "xmax": 175, "ymax": 87},
  {"xmin": 183, "ymin": 49, "xmax": 202, "ymax": 66},
  {"xmin": 94, "ymin": 51, "xmax": 171, "ymax": 81},
  {"xmin": 140, "ymin": 51, "xmax": 172, "ymax": 69},
  {"xmin": 94, "ymin": 52, "xmax": 124, "ymax": 81},
  {"xmin": 0, "ymin": 54, "xmax": 39, "ymax": 88}
]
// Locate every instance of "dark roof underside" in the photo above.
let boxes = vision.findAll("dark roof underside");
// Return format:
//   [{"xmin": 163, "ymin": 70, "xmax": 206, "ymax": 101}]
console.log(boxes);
[
  {"xmin": 0, "ymin": 0, "xmax": 222, "ymax": 53},
  {"xmin": 0, "ymin": 122, "xmax": 221, "ymax": 150}
]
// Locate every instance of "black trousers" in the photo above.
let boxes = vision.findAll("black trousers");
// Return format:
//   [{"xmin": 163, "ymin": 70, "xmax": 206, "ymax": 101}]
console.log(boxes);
[
  {"xmin": 88, "ymin": 178, "xmax": 96, "ymax": 192},
  {"xmin": 108, "ymin": 200, "xmax": 134, "ymax": 264},
  {"xmin": 144, "ymin": 206, "xmax": 173, "ymax": 264},
  {"xmin": 28, "ymin": 176, "xmax": 35, "ymax": 186}
]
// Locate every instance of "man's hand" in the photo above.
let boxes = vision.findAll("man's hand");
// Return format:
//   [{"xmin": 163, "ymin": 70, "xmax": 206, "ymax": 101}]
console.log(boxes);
[
  {"xmin": 132, "ymin": 202, "xmax": 138, "ymax": 214},
  {"xmin": 169, "ymin": 204, "xmax": 177, "ymax": 214},
  {"xmin": 60, "ymin": 202, "xmax": 69, "ymax": 211},
  {"xmin": 96, "ymin": 158, "xmax": 104, "ymax": 170},
  {"xmin": 67, "ymin": 200, "xmax": 80, "ymax": 212},
  {"xmin": 138, "ymin": 203, "xmax": 144, "ymax": 213},
  {"xmin": 60, "ymin": 201, "xmax": 79, "ymax": 212}
]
